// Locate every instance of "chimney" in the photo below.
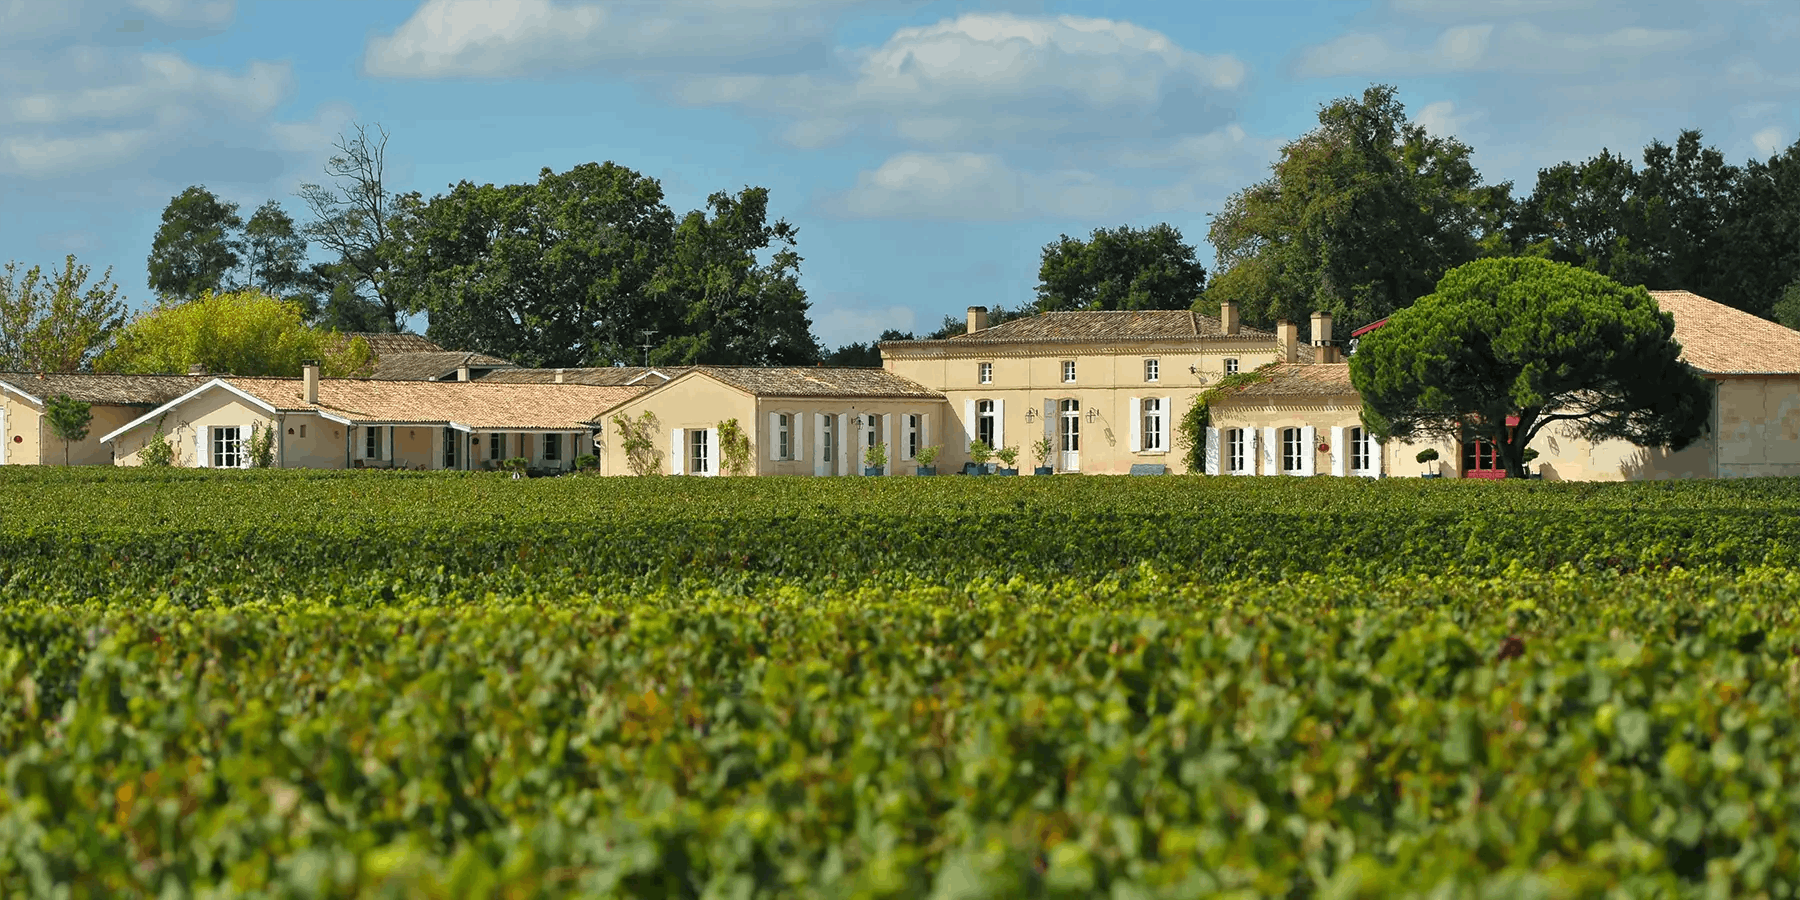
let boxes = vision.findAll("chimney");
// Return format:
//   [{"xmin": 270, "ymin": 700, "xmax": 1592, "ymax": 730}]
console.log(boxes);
[
  {"xmin": 554, "ymin": 368, "xmax": 565, "ymax": 385},
  {"xmin": 456, "ymin": 360, "xmax": 472, "ymax": 382},
  {"xmin": 967, "ymin": 306, "xmax": 989, "ymax": 335},
  {"xmin": 1220, "ymin": 300, "xmax": 1240, "ymax": 336},
  {"xmin": 302, "ymin": 361, "xmax": 320, "ymax": 404},
  {"xmin": 187, "ymin": 363, "xmax": 207, "ymax": 377},
  {"xmin": 1310, "ymin": 311, "xmax": 1336, "ymax": 364},
  {"xmin": 1277, "ymin": 320, "xmax": 1297, "ymax": 364}
]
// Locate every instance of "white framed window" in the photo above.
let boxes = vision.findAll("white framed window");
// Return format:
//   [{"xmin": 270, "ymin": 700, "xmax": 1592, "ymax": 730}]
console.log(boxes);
[
  {"xmin": 1350, "ymin": 427, "xmax": 1373, "ymax": 473},
  {"xmin": 865, "ymin": 414, "xmax": 879, "ymax": 450},
  {"xmin": 544, "ymin": 433, "xmax": 562, "ymax": 462},
  {"xmin": 690, "ymin": 429, "xmax": 709, "ymax": 474},
  {"xmin": 976, "ymin": 399, "xmax": 996, "ymax": 447},
  {"xmin": 364, "ymin": 426, "xmax": 382, "ymax": 460},
  {"xmin": 906, "ymin": 414, "xmax": 920, "ymax": 460},
  {"xmin": 443, "ymin": 428, "xmax": 458, "ymax": 468},
  {"xmin": 1281, "ymin": 427, "xmax": 1304, "ymax": 473},
  {"xmin": 777, "ymin": 414, "xmax": 791, "ymax": 460},
  {"xmin": 1141, "ymin": 399, "xmax": 1163, "ymax": 451},
  {"xmin": 490, "ymin": 432, "xmax": 505, "ymax": 460},
  {"xmin": 1226, "ymin": 428, "xmax": 1245, "ymax": 473},
  {"xmin": 1224, "ymin": 358, "xmax": 1239, "ymax": 374},
  {"xmin": 978, "ymin": 362, "xmax": 993, "ymax": 385},
  {"xmin": 213, "ymin": 426, "xmax": 244, "ymax": 468},
  {"xmin": 1062, "ymin": 360, "xmax": 1077, "ymax": 383},
  {"xmin": 1144, "ymin": 359, "xmax": 1159, "ymax": 382},
  {"xmin": 822, "ymin": 416, "xmax": 834, "ymax": 463}
]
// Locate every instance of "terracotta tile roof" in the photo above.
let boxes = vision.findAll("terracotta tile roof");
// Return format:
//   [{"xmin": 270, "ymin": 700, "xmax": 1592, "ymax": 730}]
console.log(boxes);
[
  {"xmin": 1650, "ymin": 290, "xmax": 1800, "ymax": 375},
  {"xmin": 1211, "ymin": 363, "xmax": 1356, "ymax": 399},
  {"xmin": 692, "ymin": 366, "xmax": 942, "ymax": 399},
  {"xmin": 887, "ymin": 310, "xmax": 1273, "ymax": 346},
  {"xmin": 367, "ymin": 351, "xmax": 515, "ymax": 381},
  {"xmin": 0, "ymin": 372, "xmax": 201, "ymax": 406},
  {"xmin": 224, "ymin": 378, "xmax": 643, "ymax": 429},
  {"xmin": 477, "ymin": 366, "xmax": 687, "ymax": 386},
  {"xmin": 347, "ymin": 333, "xmax": 444, "ymax": 356}
]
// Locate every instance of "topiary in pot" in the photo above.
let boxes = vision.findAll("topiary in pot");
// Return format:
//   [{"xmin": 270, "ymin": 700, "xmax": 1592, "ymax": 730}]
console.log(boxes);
[
  {"xmin": 914, "ymin": 444, "xmax": 939, "ymax": 476},
  {"xmin": 1416, "ymin": 447, "xmax": 1440, "ymax": 478}
]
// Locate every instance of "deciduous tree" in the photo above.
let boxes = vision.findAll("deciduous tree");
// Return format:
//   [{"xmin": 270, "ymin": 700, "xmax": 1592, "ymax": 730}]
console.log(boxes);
[
  {"xmin": 1350, "ymin": 257, "xmax": 1710, "ymax": 479},
  {"xmin": 298, "ymin": 122, "xmax": 405, "ymax": 331},
  {"xmin": 238, "ymin": 201, "xmax": 311, "ymax": 301},
  {"xmin": 0, "ymin": 256, "xmax": 128, "ymax": 373},
  {"xmin": 44, "ymin": 394, "xmax": 92, "ymax": 466},
  {"xmin": 1206, "ymin": 85, "xmax": 1512, "ymax": 335},
  {"xmin": 147, "ymin": 186, "xmax": 243, "ymax": 301},
  {"xmin": 97, "ymin": 289, "xmax": 372, "ymax": 377},
  {"xmin": 1037, "ymin": 223, "xmax": 1205, "ymax": 312}
]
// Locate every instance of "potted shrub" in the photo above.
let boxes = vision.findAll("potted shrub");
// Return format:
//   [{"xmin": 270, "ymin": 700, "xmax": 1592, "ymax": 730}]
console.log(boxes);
[
  {"xmin": 1521, "ymin": 447, "xmax": 1542, "ymax": 480},
  {"xmin": 863, "ymin": 441, "xmax": 887, "ymax": 476},
  {"xmin": 574, "ymin": 453, "xmax": 599, "ymax": 474},
  {"xmin": 504, "ymin": 456, "xmax": 530, "ymax": 480},
  {"xmin": 967, "ymin": 439, "xmax": 993, "ymax": 475},
  {"xmin": 1416, "ymin": 447, "xmax": 1441, "ymax": 478},
  {"xmin": 1031, "ymin": 436, "xmax": 1054, "ymax": 476},
  {"xmin": 915, "ymin": 445, "xmax": 939, "ymax": 476},
  {"xmin": 994, "ymin": 445, "xmax": 1019, "ymax": 476}
]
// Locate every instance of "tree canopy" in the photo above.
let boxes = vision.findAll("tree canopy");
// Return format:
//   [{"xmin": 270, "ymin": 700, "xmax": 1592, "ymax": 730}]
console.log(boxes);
[
  {"xmin": 1350, "ymin": 256, "xmax": 1711, "ymax": 478},
  {"xmin": 298, "ymin": 123, "xmax": 407, "ymax": 332},
  {"xmin": 147, "ymin": 186, "xmax": 244, "ymax": 302},
  {"xmin": 97, "ymin": 289, "xmax": 372, "ymax": 378},
  {"xmin": 1206, "ymin": 85, "xmax": 1512, "ymax": 336},
  {"xmin": 0, "ymin": 256, "xmax": 128, "ymax": 373},
  {"xmin": 44, "ymin": 394, "xmax": 92, "ymax": 466},
  {"xmin": 1036, "ymin": 223, "xmax": 1206, "ymax": 312}
]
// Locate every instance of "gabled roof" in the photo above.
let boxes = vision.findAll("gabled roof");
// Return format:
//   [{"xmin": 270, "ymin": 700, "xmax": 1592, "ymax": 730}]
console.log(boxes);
[
  {"xmin": 689, "ymin": 366, "xmax": 942, "ymax": 399},
  {"xmin": 476, "ymin": 366, "xmax": 686, "ymax": 386},
  {"xmin": 0, "ymin": 373, "xmax": 202, "ymax": 407},
  {"xmin": 1649, "ymin": 290, "xmax": 1800, "ymax": 376},
  {"xmin": 225, "ymin": 378, "xmax": 641, "ymax": 429},
  {"xmin": 886, "ymin": 310, "xmax": 1272, "ymax": 347},
  {"xmin": 347, "ymin": 333, "xmax": 444, "ymax": 356},
  {"xmin": 1210, "ymin": 363, "xmax": 1356, "ymax": 400},
  {"xmin": 367, "ymin": 351, "xmax": 514, "ymax": 381}
]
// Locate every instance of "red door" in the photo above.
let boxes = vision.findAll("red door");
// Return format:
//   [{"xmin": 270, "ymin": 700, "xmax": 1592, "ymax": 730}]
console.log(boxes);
[{"xmin": 1460, "ymin": 417, "xmax": 1519, "ymax": 480}]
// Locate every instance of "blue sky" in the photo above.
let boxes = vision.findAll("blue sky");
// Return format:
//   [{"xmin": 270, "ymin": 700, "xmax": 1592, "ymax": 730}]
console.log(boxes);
[{"xmin": 3, "ymin": 0, "xmax": 1796, "ymax": 349}]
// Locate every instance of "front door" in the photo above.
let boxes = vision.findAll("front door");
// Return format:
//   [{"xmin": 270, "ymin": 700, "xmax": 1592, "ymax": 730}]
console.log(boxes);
[
  {"xmin": 1461, "ymin": 440, "xmax": 1506, "ymax": 479},
  {"xmin": 1059, "ymin": 399, "xmax": 1080, "ymax": 471}
]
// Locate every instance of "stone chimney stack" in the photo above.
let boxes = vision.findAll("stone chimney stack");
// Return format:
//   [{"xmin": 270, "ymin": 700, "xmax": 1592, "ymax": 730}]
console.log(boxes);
[
  {"xmin": 1220, "ymin": 300, "xmax": 1240, "ymax": 336},
  {"xmin": 1277, "ymin": 320, "xmax": 1298, "ymax": 364},
  {"xmin": 302, "ymin": 361, "xmax": 320, "ymax": 404},
  {"xmin": 456, "ymin": 360, "xmax": 472, "ymax": 382},
  {"xmin": 187, "ymin": 363, "xmax": 207, "ymax": 377},
  {"xmin": 967, "ymin": 306, "xmax": 989, "ymax": 335},
  {"xmin": 1310, "ymin": 311, "xmax": 1336, "ymax": 364},
  {"xmin": 554, "ymin": 368, "xmax": 565, "ymax": 384}
]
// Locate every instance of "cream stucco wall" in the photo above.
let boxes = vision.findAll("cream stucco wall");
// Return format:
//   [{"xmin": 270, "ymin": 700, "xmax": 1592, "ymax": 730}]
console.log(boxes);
[
  {"xmin": 278, "ymin": 415, "xmax": 350, "ymax": 469},
  {"xmin": 1713, "ymin": 376, "xmax": 1800, "ymax": 478},
  {"xmin": 598, "ymin": 374, "xmax": 757, "ymax": 476},
  {"xmin": 112, "ymin": 390, "xmax": 274, "ymax": 468},
  {"xmin": 1, "ymin": 393, "xmax": 40, "ymax": 465},
  {"xmin": 755, "ymin": 399, "xmax": 951, "ymax": 476},
  {"xmin": 0, "ymin": 396, "xmax": 150, "ymax": 466}
]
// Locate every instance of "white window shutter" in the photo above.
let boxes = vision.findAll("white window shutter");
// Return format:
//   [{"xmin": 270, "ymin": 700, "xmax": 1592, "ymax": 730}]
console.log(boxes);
[
  {"xmin": 1204, "ymin": 426, "xmax": 1220, "ymax": 475},
  {"xmin": 1242, "ymin": 428, "xmax": 1257, "ymax": 476},
  {"xmin": 1330, "ymin": 426, "xmax": 1346, "ymax": 477},
  {"xmin": 196, "ymin": 428, "xmax": 209, "ymax": 468},
  {"xmin": 921, "ymin": 413, "xmax": 930, "ymax": 451},
  {"xmin": 1128, "ymin": 397, "xmax": 1142, "ymax": 452},
  {"xmin": 835, "ymin": 414, "xmax": 849, "ymax": 476},
  {"xmin": 858, "ymin": 415, "xmax": 870, "ymax": 474},
  {"xmin": 705, "ymin": 427, "xmax": 719, "ymax": 475},
  {"xmin": 813, "ymin": 414, "xmax": 826, "ymax": 477},
  {"xmin": 792, "ymin": 412, "xmax": 804, "ymax": 463},
  {"xmin": 1371, "ymin": 438, "xmax": 1383, "ymax": 478},
  {"xmin": 1262, "ymin": 427, "xmax": 1278, "ymax": 476},
  {"xmin": 963, "ymin": 399, "xmax": 976, "ymax": 447},
  {"xmin": 1161, "ymin": 396, "xmax": 1173, "ymax": 452},
  {"xmin": 671, "ymin": 428, "xmax": 686, "ymax": 475},
  {"xmin": 1301, "ymin": 426, "xmax": 1316, "ymax": 476},
  {"xmin": 768, "ymin": 413, "xmax": 781, "ymax": 461},
  {"xmin": 385, "ymin": 426, "xmax": 394, "ymax": 462},
  {"xmin": 882, "ymin": 414, "xmax": 893, "ymax": 475}
]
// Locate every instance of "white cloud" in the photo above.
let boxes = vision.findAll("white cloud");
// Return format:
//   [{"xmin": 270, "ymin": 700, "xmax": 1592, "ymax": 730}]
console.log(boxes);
[
  {"xmin": 826, "ymin": 152, "xmax": 1139, "ymax": 221},
  {"xmin": 1414, "ymin": 100, "xmax": 1476, "ymax": 137},
  {"xmin": 678, "ymin": 13, "xmax": 1246, "ymax": 150},
  {"xmin": 1296, "ymin": 21, "xmax": 1691, "ymax": 77},
  {"xmin": 1752, "ymin": 127, "xmax": 1786, "ymax": 158},
  {"xmin": 364, "ymin": 0, "xmax": 861, "ymax": 78},
  {"xmin": 812, "ymin": 299, "xmax": 919, "ymax": 349}
]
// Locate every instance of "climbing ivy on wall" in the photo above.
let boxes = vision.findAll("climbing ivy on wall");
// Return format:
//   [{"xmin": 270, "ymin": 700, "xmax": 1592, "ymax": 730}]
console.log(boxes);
[{"xmin": 1174, "ymin": 366, "xmax": 1276, "ymax": 473}]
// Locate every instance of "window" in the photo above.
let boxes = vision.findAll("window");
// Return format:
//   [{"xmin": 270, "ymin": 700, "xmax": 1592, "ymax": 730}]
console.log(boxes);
[
  {"xmin": 490, "ymin": 432, "xmax": 505, "ymax": 461},
  {"xmin": 1062, "ymin": 360, "xmax": 1077, "ymax": 383},
  {"xmin": 865, "ymin": 415, "xmax": 879, "ymax": 452},
  {"xmin": 443, "ymin": 428, "xmax": 457, "ymax": 468},
  {"xmin": 1349, "ymin": 427, "xmax": 1370, "ymax": 473},
  {"xmin": 213, "ymin": 426, "xmax": 244, "ymax": 468},
  {"xmin": 978, "ymin": 362, "xmax": 993, "ymax": 385},
  {"xmin": 364, "ymin": 426, "xmax": 382, "ymax": 460},
  {"xmin": 1281, "ymin": 427, "xmax": 1304, "ymax": 473},
  {"xmin": 1226, "ymin": 428, "xmax": 1245, "ymax": 473},
  {"xmin": 1059, "ymin": 399, "xmax": 1080, "ymax": 453},
  {"xmin": 1144, "ymin": 359, "xmax": 1159, "ymax": 382},
  {"xmin": 976, "ymin": 400, "xmax": 996, "ymax": 447},
  {"xmin": 822, "ymin": 416, "xmax": 834, "ymax": 463},
  {"xmin": 1141, "ymin": 398, "xmax": 1163, "ymax": 451},
  {"xmin": 544, "ymin": 433, "xmax": 562, "ymax": 462},
  {"xmin": 298, "ymin": 424, "xmax": 307, "ymax": 439},
  {"xmin": 777, "ymin": 414, "xmax": 791, "ymax": 460},
  {"xmin": 1224, "ymin": 358, "xmax": 1239, "ymax": 374},
  {"xmin": 906, "ymin": 414, "xmax": 920, "ymax": 460},
  {"xmin": 690, "ymin": 429, "xmax": 709, "ymax": 474}
]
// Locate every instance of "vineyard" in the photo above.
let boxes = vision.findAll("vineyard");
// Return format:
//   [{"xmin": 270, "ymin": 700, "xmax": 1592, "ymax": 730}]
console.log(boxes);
[{"xmin": 3, "ymin": 470, "xmax": 1799, "ymax": 897}]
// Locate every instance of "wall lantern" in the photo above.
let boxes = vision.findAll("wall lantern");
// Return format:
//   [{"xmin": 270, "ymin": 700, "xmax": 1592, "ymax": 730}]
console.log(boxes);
[
  {"xmin": 1024, "ymin": 407, "xmax": 1037, "ymax": 423},
  {"xmin": 1085, "ymin": 409, "xmax": 1098, "ymax": 423},
  {"xmin": 1189, "ymin": 365, "xmax": 1198, "ymax": 375}
]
